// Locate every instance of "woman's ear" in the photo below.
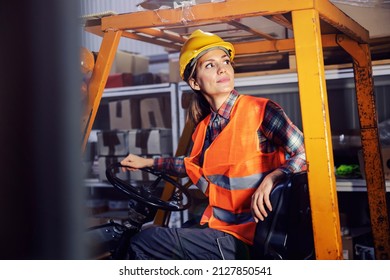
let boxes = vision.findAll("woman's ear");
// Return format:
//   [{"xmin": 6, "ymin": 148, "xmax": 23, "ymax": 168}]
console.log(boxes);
[{"xmin": 188, "ymin": 77, "xmax": 200, "ymax": 91}]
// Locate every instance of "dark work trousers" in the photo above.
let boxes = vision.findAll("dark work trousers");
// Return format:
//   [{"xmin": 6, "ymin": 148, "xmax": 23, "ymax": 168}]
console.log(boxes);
[{"xmin": 129, "ymin": 225, "xmax": 251, "ymax": 260}]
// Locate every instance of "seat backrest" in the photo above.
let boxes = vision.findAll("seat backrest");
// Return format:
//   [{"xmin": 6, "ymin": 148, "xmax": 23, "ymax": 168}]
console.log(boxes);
[{"xmin": 251, "ymin": 172, "xmax": 315, "ymax": 260}]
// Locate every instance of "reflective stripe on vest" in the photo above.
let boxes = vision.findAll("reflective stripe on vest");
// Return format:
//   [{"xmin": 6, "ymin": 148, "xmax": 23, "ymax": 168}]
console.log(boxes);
[
  {"xmin": 184, "ymin": 95, "xmax": 286, "ymax": 244},
  {"xmin": 213, "ymin": 206, "xmax": 254, "ymax": 224},
  {"xmin": 196, "ymin": 175, "xmax": 209, "ymax": 193},
  {"xmin": 207, "ymin": 172, "xmax": 269, "ymax": 191}
]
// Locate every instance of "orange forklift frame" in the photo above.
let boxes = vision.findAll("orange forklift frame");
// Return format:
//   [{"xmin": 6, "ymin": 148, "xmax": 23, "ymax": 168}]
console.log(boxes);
[{"xmin": 82, "ymin": 0, "xmax": 390, "ymax": 260}]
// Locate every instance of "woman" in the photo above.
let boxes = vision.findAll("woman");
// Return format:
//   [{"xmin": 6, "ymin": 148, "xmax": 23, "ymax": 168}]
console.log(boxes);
[{"xmin": 120, "ymin": 29, "xmax": 306, "ymax": 259}]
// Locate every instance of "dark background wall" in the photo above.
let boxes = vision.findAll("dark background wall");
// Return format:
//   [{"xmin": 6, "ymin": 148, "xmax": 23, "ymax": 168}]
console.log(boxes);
[{"xmin": 0, "ymin": 1, "xmax": 85, "ymax": 259}]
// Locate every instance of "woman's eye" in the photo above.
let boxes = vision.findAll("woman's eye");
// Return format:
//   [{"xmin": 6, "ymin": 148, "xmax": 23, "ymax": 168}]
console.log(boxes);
[
  {"xmin": 224, "ymin": 59, "xmax": 232, "ymax": 65},
  {"xmin": 205, "ymin": 63, "xmax": 214, "ymax": 69}
]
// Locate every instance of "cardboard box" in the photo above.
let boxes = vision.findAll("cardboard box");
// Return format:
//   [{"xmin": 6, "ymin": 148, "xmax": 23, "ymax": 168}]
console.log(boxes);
[
  {"xmin": 110, "ymin": 97, "xmax": 170, "ymax": 131},
  {"xmin": 105, "ymin": 73, "xmax": 124, "ymax": 88},
  {"xmin": 140, "ymin": 97, "xmax": 166, "ymax": 128},
  {"xmin": 109, "ymin": 99, "xmax": 140, "ymax": 130},
  {"xmin": 97, "ymin": 130, "xmax": 129, "ymax": 156},
  {"xmin": 169, "ymin": 57, "xmax": 181, "ymax": 83},
  {"xmin": 128, "ymin": 129, "xmax": 173, "ymax": 155},
  {"xmin": 110, "ymin": 50, "xmax": 149, "ymax": 75},
  {"xmin": 289, "ymin": 54, "xmax": 296, "ymax": 69},
  {"xmin": 105, "ymin": 73, "xmax": 134, "ymax": 88},
  {"xmin": 98, "ymin": 156, "xmax": 128, "ymax": 182}
]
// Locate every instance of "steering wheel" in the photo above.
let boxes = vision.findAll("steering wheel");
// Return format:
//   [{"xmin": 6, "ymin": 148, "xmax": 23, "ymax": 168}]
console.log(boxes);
[{"xmin": 105, "ymin": 162, "xmax": 191, "ymax": 211}]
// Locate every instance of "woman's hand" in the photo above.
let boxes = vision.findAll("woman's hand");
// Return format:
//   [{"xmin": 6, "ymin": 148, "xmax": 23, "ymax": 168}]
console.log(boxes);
[
  {"xmin": 251, "ymin": 169, "xmax": 286, "ymax": 223},
  {"xmin": 120, "ymin": 154, "xmax": 154, "ymax": 172}
]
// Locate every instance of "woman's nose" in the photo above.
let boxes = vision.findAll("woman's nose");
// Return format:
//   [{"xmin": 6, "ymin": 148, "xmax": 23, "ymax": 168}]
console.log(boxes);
[{"xmin": 217, "ymin": 64, "xmax": 227, "ymax": 74}]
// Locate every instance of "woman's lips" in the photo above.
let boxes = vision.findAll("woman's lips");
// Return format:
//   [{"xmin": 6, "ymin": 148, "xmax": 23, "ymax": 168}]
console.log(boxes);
[{"xmin": 217, "ymin": 77, "xmax": 230, "ymax": 83}]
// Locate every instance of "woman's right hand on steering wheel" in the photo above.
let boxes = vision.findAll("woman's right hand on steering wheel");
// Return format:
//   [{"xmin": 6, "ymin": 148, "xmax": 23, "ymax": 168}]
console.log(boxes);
[{"xmin": 120, "ymin": 154, "xmax": 154, "ymax": 172}]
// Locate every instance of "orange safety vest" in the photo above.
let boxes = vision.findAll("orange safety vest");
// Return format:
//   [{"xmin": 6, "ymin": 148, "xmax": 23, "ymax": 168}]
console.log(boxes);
[{"xmin": 184, "ymin": 95, "xmax": 286, "ymax": 245}]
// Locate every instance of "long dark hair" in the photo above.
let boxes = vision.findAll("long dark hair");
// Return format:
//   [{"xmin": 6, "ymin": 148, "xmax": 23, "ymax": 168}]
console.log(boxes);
[
  {"xmin": 188, "ymin": 90, "xmax": 210, "ymax": 125},
  {"xmin": 183, "ymin": 62, "xmax": 210, "ymax": 125}
]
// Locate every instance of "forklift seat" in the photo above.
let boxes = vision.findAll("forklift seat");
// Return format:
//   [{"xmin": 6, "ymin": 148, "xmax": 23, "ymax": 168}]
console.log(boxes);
[{"xmin": 251, "ymin": 172, "xmax": 315, "ymax": 260}]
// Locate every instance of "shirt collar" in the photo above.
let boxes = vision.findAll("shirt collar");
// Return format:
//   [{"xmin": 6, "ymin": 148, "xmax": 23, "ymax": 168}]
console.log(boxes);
[{"xmin": 210, "ymin": 89, "xmax": 239, "ymax": 120}]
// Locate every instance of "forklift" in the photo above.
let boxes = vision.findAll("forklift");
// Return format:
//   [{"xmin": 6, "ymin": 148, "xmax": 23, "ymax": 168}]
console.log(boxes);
[{"xmin": 81, "ymin": 0, "xmax": 390, "ymax": 260}]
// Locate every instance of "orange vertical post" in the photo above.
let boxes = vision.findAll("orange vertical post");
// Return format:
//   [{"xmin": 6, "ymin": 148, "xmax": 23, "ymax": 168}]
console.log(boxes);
[
  {"xmin": 352, "ymin": 43, "xmax": 390, "ymax": 260},
  {"xmin": 82, "ymin": 29, "xmax": 122, "ymax": 151},
  {"xmin": 292, "ymin": 8, "xmax": 343, "ymax": 259}
]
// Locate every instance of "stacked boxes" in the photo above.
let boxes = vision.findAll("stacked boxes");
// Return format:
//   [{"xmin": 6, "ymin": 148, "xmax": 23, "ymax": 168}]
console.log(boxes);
[
  {"xmin": 97, "ymin": 130, "xmax": 128, "ymax": 156},
  {"xmin": 108, "ymin": 99, "xmax": 141, "ymax": 130},
  {"xmin": 128, "ymin": 128, "xmax": 172, "ymax": 155},
  {"xmin": 140, "ymin": 98, "xmax": 166, "ymax": 128},
  {"xmin": 98, "ymin": 94, "xmax": 173, "ymax": 183},
  {"xmin": 97, "ymin": 130, "xmax": 129, "ymax": 182},
  {"xmin": 128, "ymin": 128, "xmax": 172, "ymax": 181},
  {"xmin": 96, "ymin": 129, "xmax": 173, "ymax": 182},
  {"xmin": 127, "ymin": 128, "xmax": 172, "ymax": 181},
  {"xmin": 108, "ymin": 96, "xmax": 171, "ymax": 130}
]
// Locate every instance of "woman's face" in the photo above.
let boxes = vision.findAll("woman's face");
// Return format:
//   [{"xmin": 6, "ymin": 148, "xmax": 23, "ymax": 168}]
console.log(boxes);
[{"xmin": 189, "ymin": 48, "xmax": 234, "ymax": 98}]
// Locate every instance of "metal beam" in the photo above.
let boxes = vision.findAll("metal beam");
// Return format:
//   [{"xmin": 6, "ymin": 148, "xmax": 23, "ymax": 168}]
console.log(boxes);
[
  {"xmin": 121, "ymin": 31, "xmax": 182, "ymax": 51},
  {"xmin": 233, "ymin": 34, "xmax": 339, "ymax": 55},
  {"xmin": 315, "ymin": 0, "xmax": 369, "ymax": 43},
  {"xmin": 82, "ymin": 29, "xmax": 122, "ymax": 151},
  {"xmin": 101, "ymin": 0, "xmax": 313, "ymax": 30},
  {"xmin": 351, "ymin": 43, "xmax": 390, "ymax": 260},
  {"xmin": 292, "ymin": 8, "xmax": 342, "ymax": 260},
  {"xmin": 336, "ymin": 34, "xmax": 367, "ymax": 67}
]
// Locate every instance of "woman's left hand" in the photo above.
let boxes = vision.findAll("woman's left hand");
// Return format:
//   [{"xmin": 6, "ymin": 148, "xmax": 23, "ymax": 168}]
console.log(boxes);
[{"xmin": 251, "ymin": 169, "xmax": 286, "ymax": 223}]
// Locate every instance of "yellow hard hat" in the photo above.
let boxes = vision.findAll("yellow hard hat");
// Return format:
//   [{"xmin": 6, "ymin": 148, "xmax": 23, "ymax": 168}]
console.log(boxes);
[{"xmin": 179, "ymin": 29, "xmax": 235, "ymax": 80}]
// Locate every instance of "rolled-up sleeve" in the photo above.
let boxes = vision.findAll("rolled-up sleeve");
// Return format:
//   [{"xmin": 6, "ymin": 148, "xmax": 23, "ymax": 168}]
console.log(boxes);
[
  {"xmin": 153, "ymin": 156, "xmax": 188, "ymax": 177},
  {"xmin": 261, "ymin": 101, "xmax": 307, "ymax": 175}
]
